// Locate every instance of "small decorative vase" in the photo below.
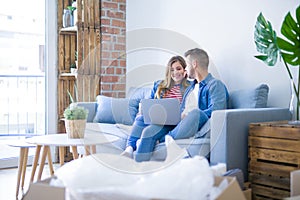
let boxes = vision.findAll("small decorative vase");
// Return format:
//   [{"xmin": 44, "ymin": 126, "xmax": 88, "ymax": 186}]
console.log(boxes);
[
  {"xmin": 65, "ymin": 119, "xmax": 86, "ymax": 138},
  {"xmin": 63, "ymin": 9, "xmax": 72, "ymax": 28},
  {"xmin": 288, "ymin": 79, "xmax": 300, "ymax": 125}
]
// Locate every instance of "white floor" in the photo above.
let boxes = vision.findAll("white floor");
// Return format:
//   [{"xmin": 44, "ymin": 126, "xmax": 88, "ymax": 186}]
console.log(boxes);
[{"xmin": 0, "ymin": 164, "xmax": 60, "ymax": 200}]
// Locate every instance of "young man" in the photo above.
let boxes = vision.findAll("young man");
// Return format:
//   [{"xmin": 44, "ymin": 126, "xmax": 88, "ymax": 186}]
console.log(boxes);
[{"xmin": 135, "ymin": 48, "xmax": 229, "ymax": 162}]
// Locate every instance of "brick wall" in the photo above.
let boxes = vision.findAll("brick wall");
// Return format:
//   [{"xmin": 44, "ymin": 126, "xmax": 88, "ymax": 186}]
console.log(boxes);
[{"xmin": 100, "ymin": 0, "xmax": 126, "ymax": 98}]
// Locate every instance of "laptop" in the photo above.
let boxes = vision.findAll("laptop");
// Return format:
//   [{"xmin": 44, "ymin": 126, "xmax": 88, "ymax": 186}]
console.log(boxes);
[{"xmin": 141, "ymin": 98, "xmax": 181, "ymax": 125}]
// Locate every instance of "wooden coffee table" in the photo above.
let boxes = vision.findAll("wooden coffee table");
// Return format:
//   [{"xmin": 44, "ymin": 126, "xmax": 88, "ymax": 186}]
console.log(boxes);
[{"xmin": 26, "ymin": 132, "xmax": 119, "ymax": 182}]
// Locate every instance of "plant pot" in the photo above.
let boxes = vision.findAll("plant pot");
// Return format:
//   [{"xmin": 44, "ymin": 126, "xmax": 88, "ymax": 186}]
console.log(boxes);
[
  {"xmin": 71, "ymin": 68, "xmax": 77, "ymax": 74},
  {"xmin": 65, "ymin": 119, "xmax": 86, "ymax": 138}
]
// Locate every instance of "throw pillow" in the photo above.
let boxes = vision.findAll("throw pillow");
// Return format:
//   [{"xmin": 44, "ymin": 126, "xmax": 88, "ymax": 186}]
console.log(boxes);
[
  {"xmin": 228, "ymin": 84, "xmax": 269, "ymax": 109},
  {"xmin": 127, "ymin": 87, "xmax": 152, "ymax": 101},
  {"xmin": 93, "ymin": 95, "xmax": 139, "ymax": 125}
]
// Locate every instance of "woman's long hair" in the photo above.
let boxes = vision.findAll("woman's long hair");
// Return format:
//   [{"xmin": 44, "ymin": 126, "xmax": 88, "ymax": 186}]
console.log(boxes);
[{"xmin": 155, "ymin": 56, "xmax": 189, "ymax": 99}]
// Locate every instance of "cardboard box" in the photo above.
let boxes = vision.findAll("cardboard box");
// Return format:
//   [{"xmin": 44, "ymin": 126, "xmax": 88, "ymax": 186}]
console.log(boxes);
[
  {"xmin": 243, "ymin": 182, "xmax": 252, "ymax": 200},
  {"xmin": 22, "ymin": 178, "xmax": 65, "ymax": 200},
  {"xmin": 214, "ymin": 176, "xmax": 247, "ymax": 200},
  {"xmin": 23, "ymin": 176, "xmax": 248, "ymax": 200},
  {"xmin": 291, "ymin": 170, "xmax": 300, "ymax": 197},
  {"xmin": 243, "ymin": 188, "xmax": 252, "ymax": 200},
  {"xmin": 283, "ymin": 170, "xmax": 300, "ymax": 200}
]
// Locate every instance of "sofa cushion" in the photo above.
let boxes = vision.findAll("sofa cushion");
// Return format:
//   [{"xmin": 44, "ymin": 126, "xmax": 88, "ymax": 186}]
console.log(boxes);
[
  {"xmin": 93, "ymin": 95, "xmax": 139, "ymax": 125},
  {"xmin": 228, "ymin": 84, "xmax": 269, "ymax": 109},
  {"xmin": 127, "ymin": 87, "xmax": 152, "ymax": 101},
  {"xmin": 194, "ymin": 119, "xmax": 210, "ymax": 138},
  {"xmin": 151, "ymin": 137, "xmax": 210, "ymax": 161}
]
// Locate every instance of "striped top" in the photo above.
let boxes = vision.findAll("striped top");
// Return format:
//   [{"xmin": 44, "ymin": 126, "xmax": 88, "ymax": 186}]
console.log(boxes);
[{"xmin": 163, "ymin": 85, "xmax": 183, "ymax": 103}]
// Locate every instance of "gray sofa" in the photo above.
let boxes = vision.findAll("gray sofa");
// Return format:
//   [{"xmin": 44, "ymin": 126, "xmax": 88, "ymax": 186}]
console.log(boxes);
[{"xmin": 74, "ymin": 84, "xmax": 291, "ymax": 181}]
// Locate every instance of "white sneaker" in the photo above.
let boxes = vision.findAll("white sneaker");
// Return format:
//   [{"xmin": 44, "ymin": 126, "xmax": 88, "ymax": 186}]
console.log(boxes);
[
  {"xmin": 120, "ymin": 150, "xmax": 133, "ymax": 159},
  {"xmin": 120, "ymin": 146, "xmax": 134, "ymax": 159}
]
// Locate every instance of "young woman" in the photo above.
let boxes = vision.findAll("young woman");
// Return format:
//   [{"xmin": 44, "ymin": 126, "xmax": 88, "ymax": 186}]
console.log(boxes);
[{"xmin": 121, "ymin": 55, "xmax": 190, "ymax": 158}]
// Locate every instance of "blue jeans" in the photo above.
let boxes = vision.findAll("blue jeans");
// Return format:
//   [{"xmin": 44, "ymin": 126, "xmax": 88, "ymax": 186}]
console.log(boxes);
[
  {"xmin": 126, "ymin": 115, "xmax": 148, "ymax": 150},
  {"xmin": 135, "ymin": 109, "xmax": 208, "ymax": 162}
]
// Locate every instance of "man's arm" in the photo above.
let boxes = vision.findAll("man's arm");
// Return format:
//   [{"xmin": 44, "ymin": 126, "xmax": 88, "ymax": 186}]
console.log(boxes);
[{"xmin": 203, "ymin": 80, "xmax": 229, "ymax": 118}]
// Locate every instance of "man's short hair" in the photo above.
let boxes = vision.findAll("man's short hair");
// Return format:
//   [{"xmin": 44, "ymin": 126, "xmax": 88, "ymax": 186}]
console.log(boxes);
[{"xmin": 184, "ymin": 48, "xmax": 209, "ymax": 69}]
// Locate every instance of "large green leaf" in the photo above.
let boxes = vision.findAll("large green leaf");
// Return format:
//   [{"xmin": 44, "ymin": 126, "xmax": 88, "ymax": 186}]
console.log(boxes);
[
  {"xmin": 297, "ymin": 4, "xmax": 300, "ymax": 25},
  {"xmin": 277, "ymin": 5, "xmax": 300, "ymax": 66},
  {"xmin": 254, "ymin": 13, "xmax": 280, "ymax": 66},
  {"xmin": 254, "ymin": 6, "xmax": 300, "ymax": 120}
]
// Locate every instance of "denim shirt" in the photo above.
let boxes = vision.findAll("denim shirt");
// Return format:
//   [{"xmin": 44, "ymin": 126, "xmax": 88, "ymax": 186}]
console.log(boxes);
[{"xmin": 180, "ymin": 73, "xmax": 229, "ymax": 118}]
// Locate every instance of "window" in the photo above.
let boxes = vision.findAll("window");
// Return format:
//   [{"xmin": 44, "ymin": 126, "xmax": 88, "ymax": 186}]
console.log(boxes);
[
  {"xmin": 0, "ymin": 0, "xmax": 46, "ymax": 168},
  {"xmin": 0, "ymin": 0, "xmax": 45, "ymax": 136}
]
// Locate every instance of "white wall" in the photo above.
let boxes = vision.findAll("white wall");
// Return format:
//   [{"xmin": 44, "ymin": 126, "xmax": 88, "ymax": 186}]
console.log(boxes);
[
  {"xmin": 126, "ymin": 0, "xmax": 299, "ymax": 107},
  {"xmin": 46, "ymin": 0, "xmax": 57, "ymax": 160}
]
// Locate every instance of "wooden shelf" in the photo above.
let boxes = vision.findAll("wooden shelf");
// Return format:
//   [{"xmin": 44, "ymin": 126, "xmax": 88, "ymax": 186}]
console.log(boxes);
[
  {"xmin": 57, "ymin": 0, "xmax": 101, "ymax": 133},
  {"xmin": 248, "ymin": 121, "xmax": 300, "ymax": 199},
  {"xmin": 60, "ymin": 26, "xmax": 77, "ymax": 35},
  {"xmin": 60, "ymin": 72, "xmax": 76, "ymax": 76},
  {"xmin": 59, "ymin": 73, "xmax": 77, "ymax": 80}
]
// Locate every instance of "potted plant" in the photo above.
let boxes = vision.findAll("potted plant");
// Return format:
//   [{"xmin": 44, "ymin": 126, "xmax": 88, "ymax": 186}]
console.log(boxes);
[
  {"xmin": 254, "ymin": 5, "xmax": 300, "ymax": 121},
  {"xmin": 63, "ymin": 90, "xmax": 88, "ymax": 138},
  {"xmin": 70, "ymin": 63, "xmax": 77, "ymax": 74}
]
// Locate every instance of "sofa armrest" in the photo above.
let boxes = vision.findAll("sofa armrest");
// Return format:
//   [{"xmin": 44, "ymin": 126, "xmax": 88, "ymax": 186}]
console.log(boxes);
[
  {"xmin": 210, "ymin": 107, "xmax": 291, "ymax": 181},
  {"xmin": 72, "ymin": 102, "xmax": 97, "ymax": 122}
]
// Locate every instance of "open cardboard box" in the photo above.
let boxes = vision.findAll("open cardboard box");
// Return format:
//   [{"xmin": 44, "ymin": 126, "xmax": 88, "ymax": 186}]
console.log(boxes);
[
  {"xmin": 23, "ymin": 176, "xmax": 250, "ymax": 200},
  {"xmin": 22, "ymin": 178, "xmax": 65, "ymax": 200},
  {"xmin": 284, "ymin": 169, "xmax": 300, "ymax": 200},
  {"xmin": 214, "ymin": 176, "xmax": 250, "ymax": 200},
  {"xmin": 291, "ymin": 170, "xmax": 300, "ymax": 197}
]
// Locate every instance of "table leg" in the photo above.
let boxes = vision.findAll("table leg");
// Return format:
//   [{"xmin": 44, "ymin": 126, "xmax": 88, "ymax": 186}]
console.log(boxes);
[
  {"xmin": 85, "ymin": 145, "xmax": 91, "ymax": 155},
  {"xmin": 30, "ymin": 145, "xmax": 41, "ymax": 182},
  {"xmin": 16, "ymin": 147, "xmax": 26, "ymax": 198},
  {"xmin": 37, "ymin": 145, "xmax": 49, "ymax": 181},
  {"xmin": 71, "ymin": 146, "xmax": 78, "ymax": 159},
  {"xmin": 91, "ymin": 145, "xmax": 96, "ymax": 154},
  {"xmin": 21, "ymin": 148, "xmax": 29, "ymax": 191},
  {"xmin": 84, "ymin": 145, "xmax": 96, "ymax": 155},
  {"xmin": 59, "ymin": 146, "xmax": 65, "ymax": 166},
  {"xmin": 47, "ymin": 148, "xmax": 54, "ymax": 175}
]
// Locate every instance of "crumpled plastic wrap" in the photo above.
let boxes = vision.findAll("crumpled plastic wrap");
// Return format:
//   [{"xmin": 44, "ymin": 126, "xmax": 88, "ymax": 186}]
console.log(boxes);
[{"xmin": 51, "ymin": 136, "xmax": 216, "ymax": 200}]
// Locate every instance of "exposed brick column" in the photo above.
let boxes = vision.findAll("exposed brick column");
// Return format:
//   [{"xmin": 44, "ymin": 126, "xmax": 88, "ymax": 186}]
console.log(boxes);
[{"xmin": 100, "ymin": 0, "xmax": 126, "ymax": 98}]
